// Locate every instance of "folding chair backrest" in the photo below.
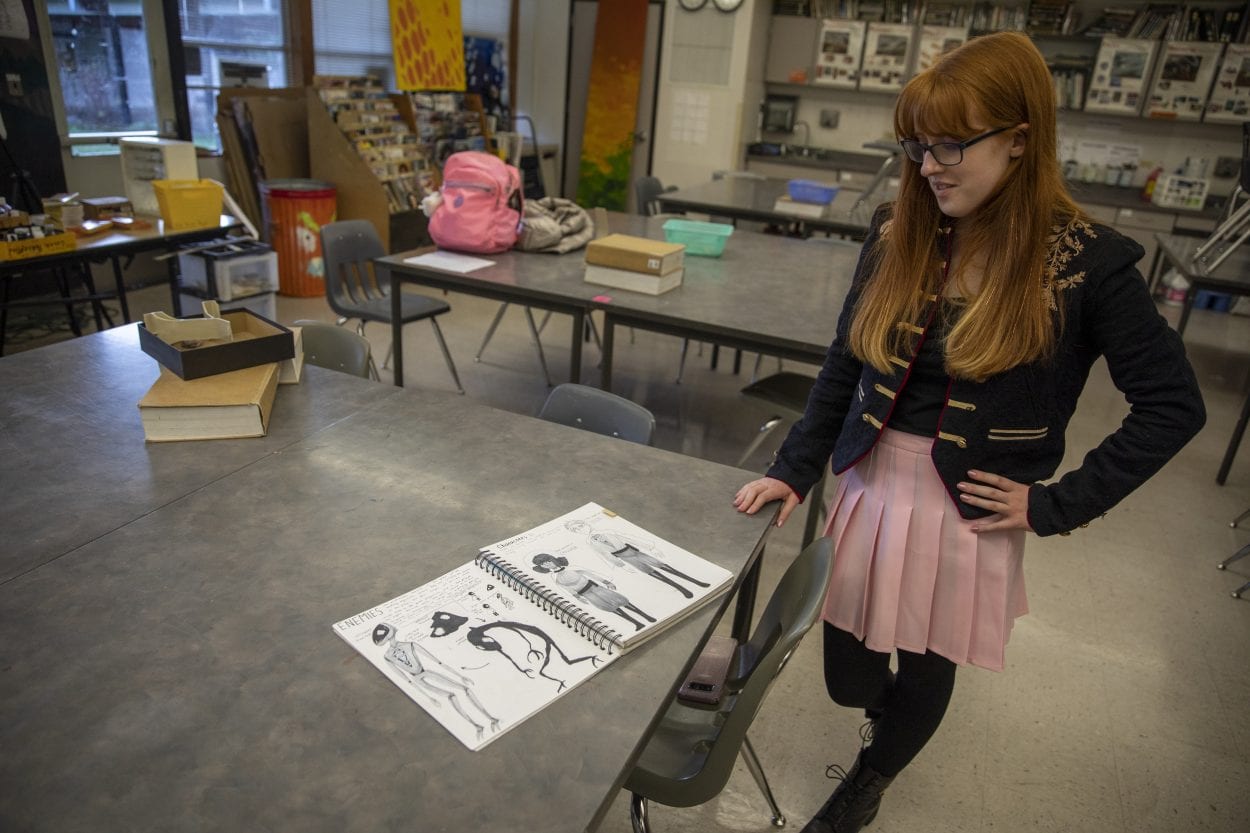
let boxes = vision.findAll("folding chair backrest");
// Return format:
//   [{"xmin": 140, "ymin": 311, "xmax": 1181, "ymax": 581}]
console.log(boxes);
[{"xmin": 538, "ymin": 383, "xmax": 656, "ymax": 445}]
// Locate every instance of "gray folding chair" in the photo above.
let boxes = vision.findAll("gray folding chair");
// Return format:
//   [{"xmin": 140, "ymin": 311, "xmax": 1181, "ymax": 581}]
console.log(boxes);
[
  {"xmin": 1218, "ymin": 508, "xmax": 1250, "ymax": 599},
  {"xmin": 320, "ymin": 219, "xmax": 463, "ymax": 392},
  {"xmin": 537, "ymin": 382, "xmax": 655, "ymax": 445},
  {"xmin": 625, "ymin": 536, "xmax": 834, "ymax": 832},
  {"xmin": 736, "ymin": 371, "xmax": 828, "ymax": 549},
  {"xmin": 293, "ymin": 320, "xmax": 372, "ymax": 379}
]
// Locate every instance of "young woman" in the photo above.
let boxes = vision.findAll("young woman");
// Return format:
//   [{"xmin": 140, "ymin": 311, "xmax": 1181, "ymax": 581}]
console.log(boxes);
[{"xmin": 733, "ymin": 32, "xmax": 1205, "ymax": 833}]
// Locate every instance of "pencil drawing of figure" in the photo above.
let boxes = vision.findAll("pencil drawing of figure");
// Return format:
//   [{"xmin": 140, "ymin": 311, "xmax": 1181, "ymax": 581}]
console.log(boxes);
[
  {"xmin": 429, "ymin": 610, "xmax": 602, "ymax": 692},
  {"xmin": 563, "ymin": 518, "xmax": 712, "ymax": 598},
  {"xmin": 372, "ymin": 622, "xmax": 501, "ymax": 740},
  {"xmin": 531, "ymin": 553, "xmax": 657, "ymax": 632}
]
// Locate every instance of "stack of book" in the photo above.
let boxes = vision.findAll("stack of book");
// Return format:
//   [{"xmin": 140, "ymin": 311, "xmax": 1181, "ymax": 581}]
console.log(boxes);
[
  {"xmin": 583, "ymin": 234, "xmax": 685, "ymax": 295},
  {"xmin": 136, "ymin": 306, "xmax": 302, "ymax": 443}
]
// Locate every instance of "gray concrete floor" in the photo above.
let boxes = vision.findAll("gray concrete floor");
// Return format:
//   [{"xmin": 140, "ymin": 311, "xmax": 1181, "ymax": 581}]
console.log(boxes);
[{"xmin": 6, "ymin": 277, "xmax": 1249, "ymax": 833}]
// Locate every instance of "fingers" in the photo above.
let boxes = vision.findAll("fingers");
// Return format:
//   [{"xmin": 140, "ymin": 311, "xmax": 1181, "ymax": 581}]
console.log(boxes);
[{"xmin": 775, "ymin": 493, "xmax": 801, "ymax": 527}]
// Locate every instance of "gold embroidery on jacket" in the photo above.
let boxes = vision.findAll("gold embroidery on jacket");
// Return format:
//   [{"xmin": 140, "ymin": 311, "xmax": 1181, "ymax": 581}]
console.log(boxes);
[{"xmin": 1043, "ymin": 218, "xmax": 1094, "ymax": 311}]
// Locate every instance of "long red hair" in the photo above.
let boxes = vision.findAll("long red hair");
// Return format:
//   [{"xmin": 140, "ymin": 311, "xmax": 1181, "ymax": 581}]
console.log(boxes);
[{"xmin": 848, "ymin": 32, "xmax": 1083, "ymax": 380}]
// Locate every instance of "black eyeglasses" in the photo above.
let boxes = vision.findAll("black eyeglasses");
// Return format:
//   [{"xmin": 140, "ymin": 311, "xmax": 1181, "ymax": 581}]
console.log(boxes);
[{"xmin": 899, "ymin": 126, "xmax": 1010, "ymax": 166}]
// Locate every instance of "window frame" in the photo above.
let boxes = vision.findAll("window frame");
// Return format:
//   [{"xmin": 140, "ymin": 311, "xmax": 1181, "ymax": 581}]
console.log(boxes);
[{"xmin": 39, "ymin": 0, "xmax": 307, "ymax": 156}]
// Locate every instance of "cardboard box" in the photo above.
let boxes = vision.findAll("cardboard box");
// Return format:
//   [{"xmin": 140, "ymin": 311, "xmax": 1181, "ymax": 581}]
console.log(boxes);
[
  {"xmin": 585, "ymin": 233, "xmax": 684, "ymax": 276},
  {"xmin": 139, "ymin": 308, "xmax": 295, "ymax": 380}
]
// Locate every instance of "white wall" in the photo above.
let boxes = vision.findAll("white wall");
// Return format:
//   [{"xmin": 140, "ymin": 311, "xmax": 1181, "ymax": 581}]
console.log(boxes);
[{"xmin": 650, "ymin": 0, "xmax": 770, "ymax": 189}]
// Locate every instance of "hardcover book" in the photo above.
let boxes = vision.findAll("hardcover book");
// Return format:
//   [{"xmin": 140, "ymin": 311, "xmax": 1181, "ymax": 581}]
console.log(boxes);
[
  {"xmin": 813, "ymin": 19, "xmax": 866, "ymax": 89},
  {"xmin": 858, "ymin": 22, "xmax": 914, "ymax": 92},
  {"xmin": 585, "ymin": 233, "xmax": 684, "ymax": 276},
  {"xmin": 1146, "ymin": 40, "xmax": 1223, "ymax": 121},
  {"xmin": 137, "ymin": 362, "xmax": 279, "ymax": 442},
  {"xmin": 1204, "ymin": 43, "xmax": 1250, "ymax": 124},
  {"xmin": 332, "ymin": 502, "xmax": 734, "ymax": 750},
  {"xmin": 584, "ymin": 263, "xmax": 684, "ymax": 295},
  {"xmin": 1085, "ymin": 38, "xmax": 1159, "ymax": 117}
]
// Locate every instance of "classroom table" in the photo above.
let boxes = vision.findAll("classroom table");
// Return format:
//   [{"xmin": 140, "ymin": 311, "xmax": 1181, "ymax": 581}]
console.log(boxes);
[
  {"xmin": 380, "ymin": 214, "xmax": 860, "ymax": 389},
  {"xmin": 655, "ymin": 176, "xmax": 875, "ymax": 239},
  {"xmin": 1150, "ymin": 233, "xmax": 1250, "ymax": 485},
  {"xmin": 1151, "ymin": 232, "xmax": 1250, "ymax": 337},
  {"xmin": 0, "ymin": 216, "xmax": 244, "ymax": 355},
  {"xmin": 0, "ymin": 326, "xmax": 776, "ymax": 832}
]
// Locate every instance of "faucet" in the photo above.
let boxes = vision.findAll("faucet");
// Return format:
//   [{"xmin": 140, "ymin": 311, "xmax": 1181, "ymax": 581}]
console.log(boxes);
[{"xmin": 792, "ymin": 120, "xmax": 811, "ymax": 153}]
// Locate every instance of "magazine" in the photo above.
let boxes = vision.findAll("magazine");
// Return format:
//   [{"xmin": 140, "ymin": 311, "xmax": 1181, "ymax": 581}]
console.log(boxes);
[{"xmin": 332, "ymin": 502, "xmax": 735, "ymax": 750}]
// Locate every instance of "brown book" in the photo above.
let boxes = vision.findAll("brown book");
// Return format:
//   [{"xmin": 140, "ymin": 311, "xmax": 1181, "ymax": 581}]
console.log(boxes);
[
  {"xmin": 138, "ymin": 362, "xmax": 279, "ymax": 442},
  {"xmin": 585, "ymin": 233, "xmax": 684, "ymax": 276}
]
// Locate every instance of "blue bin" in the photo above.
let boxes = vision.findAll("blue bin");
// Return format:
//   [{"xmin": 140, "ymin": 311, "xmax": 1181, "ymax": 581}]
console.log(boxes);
[{"xmin": 787, "ymin": 179, "xmax": 839, "ymax": 205}]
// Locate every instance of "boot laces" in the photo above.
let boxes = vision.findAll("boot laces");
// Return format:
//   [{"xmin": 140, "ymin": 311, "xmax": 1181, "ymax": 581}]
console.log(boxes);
[
  {"xmin": 824, "ymin": 762, "xmax": 849, "ymax": 781},
  {"xmin": 858, "ymin": 718, "xmax": 876, "ymax": 747}
]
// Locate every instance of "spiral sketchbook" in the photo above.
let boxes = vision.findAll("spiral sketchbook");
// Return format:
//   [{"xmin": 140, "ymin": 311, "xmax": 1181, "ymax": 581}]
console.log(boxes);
[{"xmin": 331, "ymin": 502, "xmax": 734, "ymax": 750}]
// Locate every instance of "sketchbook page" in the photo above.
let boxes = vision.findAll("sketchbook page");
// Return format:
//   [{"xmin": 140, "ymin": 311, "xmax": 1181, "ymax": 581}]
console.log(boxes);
[
  {"xmin": 332, "ymin": 561, "xmax": 614, "ymax": 752},
  {"xmin": 480, "ymin": 502, "xmax": 735, "ymax": 652}
]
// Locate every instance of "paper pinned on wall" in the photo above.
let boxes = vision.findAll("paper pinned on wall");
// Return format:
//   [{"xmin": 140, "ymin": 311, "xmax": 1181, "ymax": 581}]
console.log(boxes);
[
  {"xmin": 669, "ymin": 89, "xmax": 710, "ymax": 146},
  {"xmin": 0, "ymin": 0, "xmax": 31, "ymax": 40}
]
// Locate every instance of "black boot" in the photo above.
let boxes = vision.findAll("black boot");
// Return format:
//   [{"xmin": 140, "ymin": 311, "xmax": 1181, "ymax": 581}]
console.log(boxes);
[{"xmin": 799, "ymin": 750, "xmax": 895, "ymax": 833}]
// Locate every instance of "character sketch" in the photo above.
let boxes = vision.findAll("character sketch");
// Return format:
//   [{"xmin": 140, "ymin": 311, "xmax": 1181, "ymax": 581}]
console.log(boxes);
[
  {"xmin": 372, "ymin": 622, "xmax": 500, "ymax": 740},
  {"xmin": 429, "ymin": 610, "xmax": 602, "ymax": 692},
  {"xmin": 563, "ymin": 518, "xmax": 711, "ymax": 599},
  {"xmin": 531, "ymin": 553, "xmax": 657, "ymax": 632}
]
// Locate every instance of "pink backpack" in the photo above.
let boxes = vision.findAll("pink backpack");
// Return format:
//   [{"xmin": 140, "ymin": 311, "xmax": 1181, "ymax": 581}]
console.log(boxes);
[{"xmin": 428, "ymin": 151, "xmax": 523, "ymax": 254}]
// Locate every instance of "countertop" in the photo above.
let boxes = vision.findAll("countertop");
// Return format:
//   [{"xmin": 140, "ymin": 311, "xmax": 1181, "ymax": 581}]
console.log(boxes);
[{"xmin": 744, "ymin": 143, "xmax": 1226, "ymax": 220}]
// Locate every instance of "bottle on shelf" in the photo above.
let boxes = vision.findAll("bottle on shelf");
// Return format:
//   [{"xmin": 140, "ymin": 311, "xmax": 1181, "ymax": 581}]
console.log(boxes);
[{"xmin": 1141, "ymin": 165, "xmax": 1163, "ymax": 203}]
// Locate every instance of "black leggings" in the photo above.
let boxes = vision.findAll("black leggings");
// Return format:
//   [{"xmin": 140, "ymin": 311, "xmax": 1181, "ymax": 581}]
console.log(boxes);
[{"xmin": 822, "ymin": 623, "xmax": 957, "ymax": 778}]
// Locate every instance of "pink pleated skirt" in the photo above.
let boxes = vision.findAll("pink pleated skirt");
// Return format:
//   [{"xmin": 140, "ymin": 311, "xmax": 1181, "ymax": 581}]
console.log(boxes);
[{"xmin": 822, "ymin": 428, "xmax": 1028, "ymax": 672}]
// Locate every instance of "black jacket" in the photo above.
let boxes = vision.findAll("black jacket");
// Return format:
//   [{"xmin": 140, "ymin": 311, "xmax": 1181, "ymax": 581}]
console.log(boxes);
[{"xmin": 766, "ymin": 206, "xmax": 1206, "ymax": 537}]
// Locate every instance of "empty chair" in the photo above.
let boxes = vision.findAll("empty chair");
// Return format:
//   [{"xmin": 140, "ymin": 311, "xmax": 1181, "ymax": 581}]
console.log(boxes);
[
  {"xmin": 737, "ymin": 370, "xmax": 828, "ymax": 549},
  {"xmin": 537, "ymin": 383, "xmax": 655, "ymax": 445},
  {"xmin": 625, "ymin": 536, "xmax": 834, "ymax": 832},
  {"xmin": 320, "ymin": 219, "xmax": 463, "ymax": 392},
  {"xmin": 293, "ymin": 319, "xmax": 372, "ymax": 378},
  {"xmin": 635, "ymin": 175, "xmax": 676, "ymax": 217},
  {"xmin": 1218, "ymin": 508, "xmax": 1250, "ymax": 599}
]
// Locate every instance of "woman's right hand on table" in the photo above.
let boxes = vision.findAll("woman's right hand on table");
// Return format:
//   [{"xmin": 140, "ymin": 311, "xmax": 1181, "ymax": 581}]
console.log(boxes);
[{"xmin": 733, "ymin": 477, "xmax": 801, "ymax": 527}]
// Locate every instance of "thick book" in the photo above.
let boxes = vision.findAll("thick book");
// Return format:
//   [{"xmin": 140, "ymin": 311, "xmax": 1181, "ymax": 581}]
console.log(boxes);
[
  {"xmin": 585, "ymin": 233, "xmax": 684, "ymax": 276},
  {"xmin": 584, "ymin": 263, "xmax": 684, "ymax": 295},
  {"xmin": 331, "ymin": 502, "xmax": 734, "ymax": 750},
  {"xmin": 138, "ymin": 362, "xmax": 279, "ymax": 442}
]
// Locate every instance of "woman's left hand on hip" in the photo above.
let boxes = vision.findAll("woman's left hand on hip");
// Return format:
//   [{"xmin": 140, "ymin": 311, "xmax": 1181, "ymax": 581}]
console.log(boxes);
[{"xmin": 958, "ymin": 470, "xmax": 1034, "ymax": 533}]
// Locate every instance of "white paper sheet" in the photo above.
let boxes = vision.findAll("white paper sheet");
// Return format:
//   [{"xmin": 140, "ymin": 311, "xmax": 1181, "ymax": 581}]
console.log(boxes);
[{"xmin": 403, "ymin": 251, "xmax": 495, "ymax": 273}]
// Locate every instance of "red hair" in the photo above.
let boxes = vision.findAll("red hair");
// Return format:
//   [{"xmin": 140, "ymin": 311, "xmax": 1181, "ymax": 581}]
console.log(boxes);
[{"xmin": 849, "ymin": 32, "xmax": 1083, "ymax": 380}]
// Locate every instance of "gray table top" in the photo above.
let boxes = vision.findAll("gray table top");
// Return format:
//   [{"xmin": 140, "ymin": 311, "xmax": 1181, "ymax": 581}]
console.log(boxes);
[
  {"xmin": 0, "ymin": 329, "xmax": 775, "ymax": 832},
  {"xmin": 1156, "ymin": 232, "xmax": 1250, "ymax": 291},
  {"xmin": 384, "ymin": 213, "xmax": 861, "ymax": 365},
  {"xmin": 657, "ymin": 178, "xmax": 875, "ymax": 237},
  {"xmin": 0, "ymin": 325, "xmax": 401, "ymax": 583}
]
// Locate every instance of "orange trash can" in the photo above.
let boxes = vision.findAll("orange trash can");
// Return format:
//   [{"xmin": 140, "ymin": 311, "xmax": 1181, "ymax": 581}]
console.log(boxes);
[{"xmin": 260, "ymin": 179, "xmax": 337, "ymax": 297}]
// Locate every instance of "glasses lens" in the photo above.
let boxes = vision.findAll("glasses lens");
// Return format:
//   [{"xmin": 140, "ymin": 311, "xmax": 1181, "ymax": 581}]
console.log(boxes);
[
  {"xmin": 931, "ymin": 143, "xmax": 963, "ymax": 166},
  {"xmin": 900, "ymin": 140, "xmax": 926, "ymax": 164}
]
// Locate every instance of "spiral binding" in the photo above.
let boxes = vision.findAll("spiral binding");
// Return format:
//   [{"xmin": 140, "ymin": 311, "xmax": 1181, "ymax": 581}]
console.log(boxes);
[{"xmin": 476, "ymin": 551, "xmax": 624, "ymax": 652}]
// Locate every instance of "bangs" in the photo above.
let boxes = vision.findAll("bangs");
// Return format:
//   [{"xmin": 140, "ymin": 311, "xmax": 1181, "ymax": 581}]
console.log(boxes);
[{"xmin": 894, "ymin": 73, "xmax": 979, "ymax": 139}]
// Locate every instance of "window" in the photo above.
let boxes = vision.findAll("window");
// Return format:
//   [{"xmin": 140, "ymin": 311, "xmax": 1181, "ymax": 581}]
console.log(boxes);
[
  {"xmin": 179, "ymin": 0, "xmax": 289, "ymax": 152},
  {"xmin": 47, "ymin": 0, "xmax": 159, "ymax": 140},
  {"xmin": 312, "ymin": 0, "xmax": 395, "ymax": 90}
]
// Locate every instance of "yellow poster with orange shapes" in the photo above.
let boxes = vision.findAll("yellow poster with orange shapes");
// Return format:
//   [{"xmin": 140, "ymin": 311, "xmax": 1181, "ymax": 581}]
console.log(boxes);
[{"xmin": 390, "ymin": 0, "xmax": 466, "ymax": 91}]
